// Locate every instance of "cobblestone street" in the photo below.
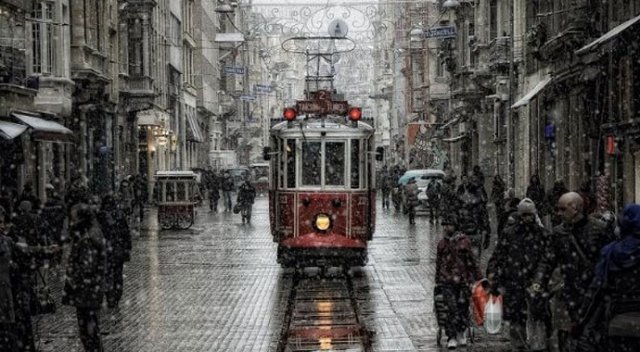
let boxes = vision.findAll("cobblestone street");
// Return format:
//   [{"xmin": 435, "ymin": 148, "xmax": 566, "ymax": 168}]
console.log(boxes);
[{"xmin": 37, "ymin": 198, "xmax": 509, "ymax": 351}]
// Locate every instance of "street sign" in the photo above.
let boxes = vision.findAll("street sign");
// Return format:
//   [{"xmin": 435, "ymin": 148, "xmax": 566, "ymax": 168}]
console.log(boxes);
[
  {"xmin": 254, "ymin": 84, "xmax": 273, "ymax": 94},
  {"xmin": 421, "ymin": 26, "xmax": 457, "ymax": 39},
  {"xmin": 240, "ymin": 94, "xmax": 256, "ymax": 101},
  {"xmin": 223, "ymin": 66, "xmax": 245, "ymax": 75},
  {"xmin": 296, "ymin": 100, "xmax": 349, "ymax": 115}
]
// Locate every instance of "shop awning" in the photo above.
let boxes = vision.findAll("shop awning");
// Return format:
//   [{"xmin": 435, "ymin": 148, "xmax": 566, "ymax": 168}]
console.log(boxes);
[
  {"xmin": 511, "ymin": 75, "xmax": 553, "ymax": 109},
  {"xmin": 11, "ymin": 113, "xmax": 74, "ymax": 143},
  {"xmin": 0, "ymin": 120, "xmax": 28, "ymax": 140},
  {"xmin": 576, "ymin": 14, "xmax": 640, "ymax": 55},
  {"xmin": 186, "ymin": 111, "xmax": 205, "ymax": 143}
]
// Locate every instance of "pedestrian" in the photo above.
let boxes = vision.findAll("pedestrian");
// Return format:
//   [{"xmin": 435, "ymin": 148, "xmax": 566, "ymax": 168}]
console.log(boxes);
[
  {"xmin": 574, "ymin": 204, "xmax": 640, "ymax": 352},
  {"xmin": 435, "ymin": 213, "xmax": 482, "ymax": 350},
  {"xmin": 456, "ymin": 175, "xmax": 470, "ymax": 196},
  {"xmin": 457, "ymin": 178, "xmax": 491, "ymax": 256},
  {"xmin": 98, "ymin": 195, "xmax": 131, "ymax": 308},
  {"xmin": 577, "ymin": 180, "xmax": 597, "ymax": 216},
  {"xmin": 12, "ymin": 201, "xmax": 43, "ymax": 247},
  {"xmin": 530, "ymin": 192, "xmax": 612, "ymax": 352},
  {"xmin": 1, "ymin": 206, "xmax": 60, "ymax": 352},
  {"xmin": 426, "ymin": 177, "xmax": 441, "ymax": 223},
  {"xmin": 547, "ymin": 180, "xmax": 569, "ymax": 227},
  {"xmin": 66, "ymin": 176, "xmax": 90, "ymax": 211},
  {"xmin": 221, "ymin": 172, "xmax": 234, "ymax": 212},
  {"xmin": 62, "ymin": 203, "xmax": 106, "ymax": 352},
  {"xmin": 499, "ymin": 188, "xmax": 521, "ymax": 238},
  {"xmin": 236, "ymin": 178, "xmax": 256, "ymax": 224},
  {"xmin": 440, "ymin": 175, "xmax": 460, "ymax": 219},
  {"xmin": 132, "ymin": 174, "xmax": 146, "ymax": 224},
  {"xmin": 487, "ymin": 198, "xmax": 551, "ymax": 351},
  {"xmin": 404, "ymin": 178, "xmax": 419, "ymax": 225},
  {"xmin": 207, "ymin": 170, "xmax": 220, "ymax": 213},
  {"xmin": 380, "ymin": 166, "xmax": 393, "ymax": 210},
  {"xmin": 526, "ymin": 174, "xmax": 546, "ymax": 217},
  {"xmin": 41, "ymin": 184, "xmax": 67, "ymax": 246},
  {"xmin": 472, "ymin": 165, "xmax": 485, "ymax": 187},
  {"xmin": 17, "ymin": 182, "xmax": 40, "ymax": 211},
  {"xmin": 491, "ymin": 175, "xmax": 506, "ymax": 230}
]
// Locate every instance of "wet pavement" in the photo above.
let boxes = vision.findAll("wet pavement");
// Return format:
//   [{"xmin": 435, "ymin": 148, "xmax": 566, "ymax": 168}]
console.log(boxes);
[{"xmin": 37, "ymin": 198, "xmax": 510, "ymax": 351}]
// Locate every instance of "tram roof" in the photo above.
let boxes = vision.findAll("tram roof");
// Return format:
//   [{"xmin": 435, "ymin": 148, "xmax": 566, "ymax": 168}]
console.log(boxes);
[{"xmin": 270, "ymin": 119, "xmax": 374, "ymax": 136}]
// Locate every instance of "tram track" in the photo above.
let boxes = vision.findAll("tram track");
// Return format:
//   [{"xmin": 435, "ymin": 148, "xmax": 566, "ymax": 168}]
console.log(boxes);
[{"xmin": 277, "ymin": 267, "xmax": 372, "ymax": 352}]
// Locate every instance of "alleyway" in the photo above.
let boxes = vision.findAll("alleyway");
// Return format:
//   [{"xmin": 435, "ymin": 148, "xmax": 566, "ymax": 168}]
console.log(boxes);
[{"xmin": 36, "ymin": 198, "xmax": 509, "ymax": 351}]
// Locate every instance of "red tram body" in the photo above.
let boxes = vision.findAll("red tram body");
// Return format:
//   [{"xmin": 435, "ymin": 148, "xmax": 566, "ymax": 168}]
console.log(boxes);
[{"xmin": 267, "ymin": 118, "xmax": 377, "ymax": 267}]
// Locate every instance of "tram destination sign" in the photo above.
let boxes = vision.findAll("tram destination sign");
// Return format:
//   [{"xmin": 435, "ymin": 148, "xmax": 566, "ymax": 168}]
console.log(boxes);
[{"xmin": 296, "ymin": 100, "xmax": 349, "ymax": 115}]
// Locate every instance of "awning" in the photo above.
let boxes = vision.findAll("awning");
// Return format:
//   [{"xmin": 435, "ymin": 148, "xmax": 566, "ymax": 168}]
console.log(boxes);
[
  {"xmin": 511, "ymin": 75, "xmax": 553, "ymax": 109},
  {"xmin": 11, "ymin": 113, "xmax": 74, "ymax": 143},
  {"xmin": 0, "ymin": 120, "xmax": 28, "ymax": 140},
  {"xmin": 442, "ymin": 134, "xmax": 469, "ymax": 143},
  {"xmin": 576, "ymin": 14, "xmax": 640, "ymax": 55},
  {"xmin": 186, "ymin": 111, "xmax": 205, "ymax": 143},
  {"xmin": 137, "ymin": 109, "xmax": 168, "ymax": 126}
]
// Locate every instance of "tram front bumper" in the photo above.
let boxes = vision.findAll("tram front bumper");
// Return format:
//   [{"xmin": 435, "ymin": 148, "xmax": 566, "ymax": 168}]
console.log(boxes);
[{"xmin": 278, "ymin": 233, "xmax": 368, "ymax": 266}]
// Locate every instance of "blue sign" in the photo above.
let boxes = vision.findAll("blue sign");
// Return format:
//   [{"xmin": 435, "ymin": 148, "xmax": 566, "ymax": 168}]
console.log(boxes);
[
  {"xmin": 223, "ymin": 66, "xmax": 245, "ymax": 75},
  {"xmin": 422, "ymin": 26, "xmax": 457, "ymax": 39},
  {"xmin": 240, "ymin": 95, "xmax": 256, "ymax": 101},
  {"xmin": 254, "ymin": 84, "xmax": 273, "ymax": 94}
]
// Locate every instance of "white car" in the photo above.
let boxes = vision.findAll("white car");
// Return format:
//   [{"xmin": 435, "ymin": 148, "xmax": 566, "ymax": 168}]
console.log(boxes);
[{"xmin": 398, "ymin": 169, "xmax": 445, "ymax": 213}]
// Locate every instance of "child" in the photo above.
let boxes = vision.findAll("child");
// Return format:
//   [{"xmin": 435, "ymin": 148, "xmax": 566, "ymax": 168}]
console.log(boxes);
[{"xmin": 435, "ymin": 214, "xmax": 482, "ymax": 349}]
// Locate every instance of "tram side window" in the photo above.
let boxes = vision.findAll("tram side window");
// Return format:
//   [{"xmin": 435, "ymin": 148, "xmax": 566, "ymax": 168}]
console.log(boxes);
[
  {"xmin": 325, "ymin": 142, "xmax": 345, "ymax": 186},
  {"xmin": 286, "ymin": 139, "xmax": 296, "ymax": 188},
  {"xmin": 350, "ymin": 140, "xmax": 360, "ymax": 189},
  {"xmin": 301, "ymin": 141, "xmax": 322, "ymax": 186}
]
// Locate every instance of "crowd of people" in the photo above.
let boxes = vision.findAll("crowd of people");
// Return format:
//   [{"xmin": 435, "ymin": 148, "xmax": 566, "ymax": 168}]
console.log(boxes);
[
  {"xmin": 0, "ymin": 175, "xmax": 145, "ymax": 352},
  {"xmin": 201, "ymin": 169, "xmax": 256, "ymax": 224},
  {"xmin": 381, "ymin": 164, "xmax": 639, "ymax": 351}
]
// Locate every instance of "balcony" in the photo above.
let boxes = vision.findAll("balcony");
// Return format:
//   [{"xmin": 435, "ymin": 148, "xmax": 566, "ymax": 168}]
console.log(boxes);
[
  {"xmin": 119, "ymin": 75, "xmax": 155, "ymax": 112},
  {"xmin": 538, "ymin": 8, "xmax": 592, "ymax": 61},
  {"xmin": 488, "ymin": 36, "xmax": 511, "ymax": 71}
]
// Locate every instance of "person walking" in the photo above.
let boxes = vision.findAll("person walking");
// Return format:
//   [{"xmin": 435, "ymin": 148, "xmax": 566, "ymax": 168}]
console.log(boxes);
[
  {"xmin": 221, "ymin": 172, "xmax": 234, "ymax": 213},
  {"xmin": 404, "ymin": 178, "xmax": 419, "ymax": 225},
  {"xmin": 526, "ymin": 174, "xmax": 546, "ymax": 217},
  {"xmin": 435, "ymin": 213, "xmax": 482, "ymax": 349},
  {"xmin": 426, "ymin": 178, "xmax": 441, "ymax": 223},
  {"xmin": 207, "ymin": 170, "xmax": 220, "ymax": 213},
  {"xmin": 487, "ymin": 198, "xmax": 551, "ymax": 351},
  {"xmin": 380, "ymin": 167, "xmax": 393, "ymax": 210},
  {"xmin": 530, "ymin": 192, "xmax": 612, "ymax": 352},
  {"xmin": 62, "ymin": 204, "xmax": 106, "ymax": 352},
  {"xmin": 98, "ymin": 195, "xmax": 131, "ymax": 308},
  {"xmin": 41, "ymin": 184, "xmax": 67, "ymax": 246},
  {"xmin": 236, "ymin": 179, "xmax": 256, "ymax": 224},
  {"xmin": 457, "ymin": 178, "xmax": 491, "ymax": 256},
  {"xmin": 491, "ymin": 175, "xmax": 506, "ymax": 233}
]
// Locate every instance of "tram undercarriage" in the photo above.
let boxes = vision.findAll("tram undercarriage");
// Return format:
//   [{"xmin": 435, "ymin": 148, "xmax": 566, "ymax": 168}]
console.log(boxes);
[{"xmin": 277, "ymin": 245, "xmax": 368, "ymax": 268}]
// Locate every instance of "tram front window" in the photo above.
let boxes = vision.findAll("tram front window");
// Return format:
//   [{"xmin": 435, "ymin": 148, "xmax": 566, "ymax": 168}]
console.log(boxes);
[
  {"xmin": 302, "ymin": 141, "xmax": 321, "ymax": 186},
  {"xmin": 325, "ymin": 142, "xmax": 345, "ymax": 186}
]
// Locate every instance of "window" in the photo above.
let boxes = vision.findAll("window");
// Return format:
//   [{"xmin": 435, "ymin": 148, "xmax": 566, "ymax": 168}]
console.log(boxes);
[
  {"xmin": 350, "ymin": 140, "xmax": 361, "ymax": 189},
  {"xmin": 128, "ymin": 18, "xmax": 143, "ymax": 75},
  {"xmin": 183, "ymin": 45, "xmax": 194, "ymax": 86},
  {"xmin": 301, "ymin": 141, "xmax": 321, "ymax": 186},
  {"xmin": 32, "ymin": 2, "xmax": 55, "ymax": 74},
  {"xmin": 489, "ymin": 0, "xmax": 497, "ymax": 40},
  {"xmin": 325, "ymin": 142, "xmax": 345, "ymax": 186},
  {"xmin": 286, "ymin": 139, "xmax": 296, "ymax": 188}
]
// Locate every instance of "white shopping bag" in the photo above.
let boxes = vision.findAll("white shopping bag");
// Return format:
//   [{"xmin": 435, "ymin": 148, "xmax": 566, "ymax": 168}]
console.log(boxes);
[{"xmin": 484, "ymin": 295, "xmax": 503, "ymax": 334}]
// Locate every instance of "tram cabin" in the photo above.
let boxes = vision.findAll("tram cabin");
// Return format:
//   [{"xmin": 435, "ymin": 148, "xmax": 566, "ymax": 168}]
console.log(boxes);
[{"xmin": 266, "ymin": 117, "xmax": 379, "ymax": 267}]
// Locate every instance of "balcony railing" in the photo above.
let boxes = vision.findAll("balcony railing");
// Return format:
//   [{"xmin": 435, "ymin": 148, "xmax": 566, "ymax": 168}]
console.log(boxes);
[{"xmin": 489, "ymin": 36, "xmax": 511, "ymax": 70}]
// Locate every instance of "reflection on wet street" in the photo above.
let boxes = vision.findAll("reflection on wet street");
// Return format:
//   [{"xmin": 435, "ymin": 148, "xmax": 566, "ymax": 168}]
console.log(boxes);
[{"xmin": 37, "ymin": 198, "xmax": 509, "ymax": 351}]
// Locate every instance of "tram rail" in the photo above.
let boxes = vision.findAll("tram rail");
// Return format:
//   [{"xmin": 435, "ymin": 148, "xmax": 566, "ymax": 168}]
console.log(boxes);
[{"xmin": 277, "ymin": 268, "xmax": 371, "ymax": 352}]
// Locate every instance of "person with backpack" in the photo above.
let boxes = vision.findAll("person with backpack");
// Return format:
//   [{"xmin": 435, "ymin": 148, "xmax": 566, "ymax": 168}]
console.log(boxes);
[
  {"xmin": 435, "ymin": 213, "xmax": 482, "ymax": 349},
  {"xmin": 426, "ymin": 178, "xmax": 442, "ymax": 224},
  {"xmin": 98, "ymin": 195, "xmax": 131, "ymax": 308}
]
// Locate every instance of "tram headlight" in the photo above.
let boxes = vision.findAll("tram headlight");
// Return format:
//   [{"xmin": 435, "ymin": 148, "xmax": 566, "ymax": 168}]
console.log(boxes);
[{"xmin": 314, "ymin": 214, "xmax": 331, "ymax": 232}]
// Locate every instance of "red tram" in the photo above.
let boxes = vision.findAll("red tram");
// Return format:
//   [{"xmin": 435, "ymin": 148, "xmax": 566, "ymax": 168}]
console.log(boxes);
[{"xmin": 265, "ymin": 100, "xmax": 380, "ymax": 267}]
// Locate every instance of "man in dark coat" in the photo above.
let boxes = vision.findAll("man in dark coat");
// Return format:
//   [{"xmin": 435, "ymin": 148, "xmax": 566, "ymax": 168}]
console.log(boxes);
[
  {"xmin": 487, "ymin": 198, "xmax": 550, "ymax": 350},
  {"xmin": 457, "ymin": 181, "xmax": 491, "ymax": 255},
  {"xmin": 531, "ymin": 192, "xmax": 612, "ymax": 351},
  {"xmin": 41, "ymin": 184, "xmax": 67, "ymax": 246},
  {"xmin": 404, "ymin": 178, "xmax": 419, "ymax": 225},
  {"xmin": 63, "ymin": 204, "xmax": 106, "ymax": 352},
  {"xmin": 526, "ymin": 174, "xmax": 546, "ymax": 216},
  {"xmin": 440, "ymin": 175, "xmax": 460, "ymax": 218},
  {"xmin": 207, "ymin": 170, "xmax": 221, "ymax": 213},
  {"xmin": 548, "ymin": 180, "xmax": 569, "ymax": 227},
  {"xmin": 17, "ymin": 183, "xmax": 40, "ymax": 211},
  {"xmin": 98, "ymin": 195, "xmax": 131, "ymax": 308},
  {"xmin": 236, "ymin": 179, "xmax": 256, "ymax": 224},
  {"xmin": 426, "ymin": 178, "xmax": 441, "ymax": 223},
  {"xmin": 491, "ymin": 175, "xmax": 506, "ymax": 231}
]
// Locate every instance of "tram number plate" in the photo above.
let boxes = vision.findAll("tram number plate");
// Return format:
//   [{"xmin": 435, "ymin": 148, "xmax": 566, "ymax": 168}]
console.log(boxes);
[{"xmin": 296, "ymin": 100, "xmax": 349, "ymax": 115}]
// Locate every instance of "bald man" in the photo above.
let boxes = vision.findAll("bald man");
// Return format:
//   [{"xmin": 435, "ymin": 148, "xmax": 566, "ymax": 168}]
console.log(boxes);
[{"xmin": 531, "ymin": 192, "xmax": 613, "ymax": 350}]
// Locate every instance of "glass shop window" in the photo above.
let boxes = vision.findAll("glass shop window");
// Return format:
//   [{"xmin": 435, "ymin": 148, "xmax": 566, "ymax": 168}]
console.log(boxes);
[
  {"xmin": 325, "ymin": 142, "xmax": 345, "ymax": 186},
  {"xmin": 301, "ymin": 141, "xmax": 322, "ymax": 186}
]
